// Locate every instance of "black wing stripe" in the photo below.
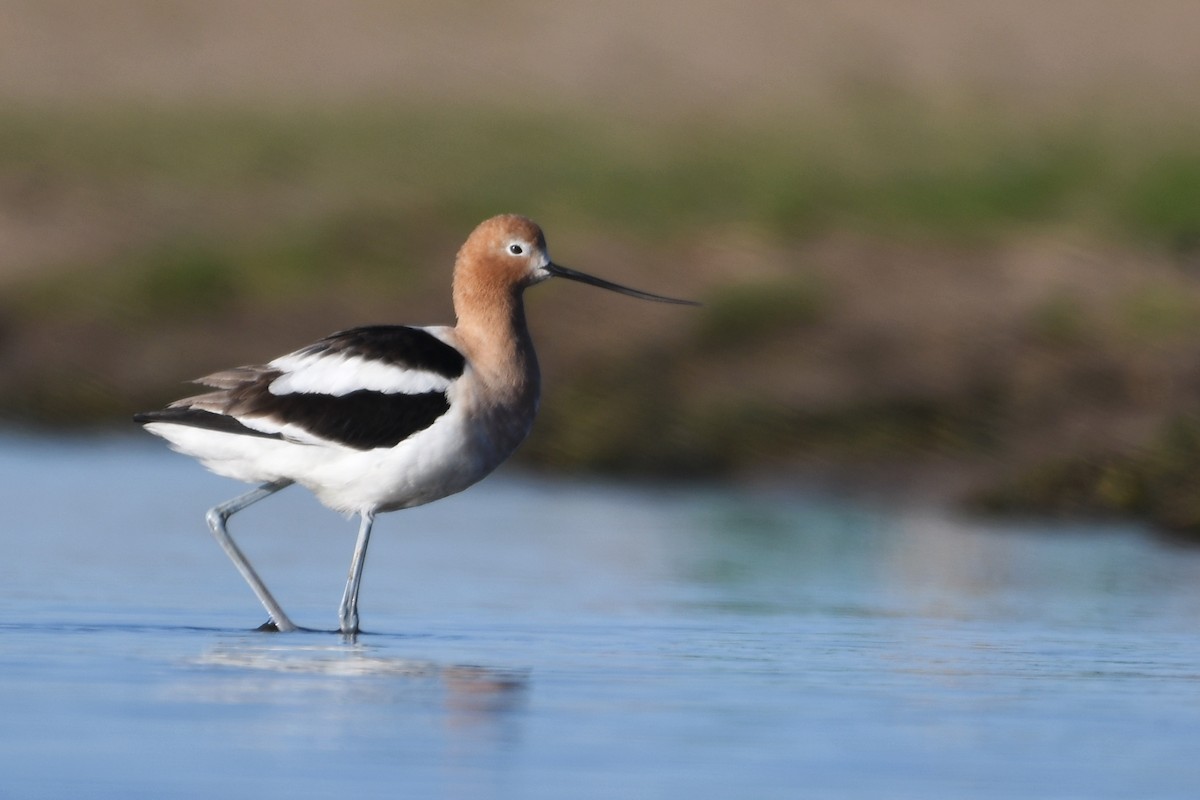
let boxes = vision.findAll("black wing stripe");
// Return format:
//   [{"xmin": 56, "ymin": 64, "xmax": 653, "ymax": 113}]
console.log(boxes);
[
  {"xmin": 298, "ymin": 326, "xmax": 465, "ymax": 379},
  {"xmin": 253, "ymin": 389, "xmax": 450, "ymax": 450},
  {"xmin": 135, "ymin": 390, "xmax": 451, "ymax": 451}
]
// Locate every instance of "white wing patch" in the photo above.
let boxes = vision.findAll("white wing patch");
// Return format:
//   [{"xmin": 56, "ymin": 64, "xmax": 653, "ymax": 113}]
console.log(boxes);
[
  {"xmin": 267, "ymin": 352, "xmax": 455, "ymax": 397},
  {"xmin": 237, "ymin": 414, "xmax": 333, "ymax": 446}
]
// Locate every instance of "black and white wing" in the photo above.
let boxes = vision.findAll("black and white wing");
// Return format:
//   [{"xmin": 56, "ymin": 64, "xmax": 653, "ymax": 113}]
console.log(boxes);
[{"xmin": 134, "ymin": 325, "xmax": 467, "ymax": 450}]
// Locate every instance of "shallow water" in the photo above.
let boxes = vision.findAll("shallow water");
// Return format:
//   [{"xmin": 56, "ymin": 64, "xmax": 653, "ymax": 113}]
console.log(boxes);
[{"xmin": 2, "ymin": 435, "xmax": 1200, "ymax": 799}]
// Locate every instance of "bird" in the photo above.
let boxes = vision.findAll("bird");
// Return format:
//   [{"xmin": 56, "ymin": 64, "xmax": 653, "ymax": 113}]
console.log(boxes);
[{"xmin": 134, "ymin": 214, "xmax": 698, "ymax": 635}]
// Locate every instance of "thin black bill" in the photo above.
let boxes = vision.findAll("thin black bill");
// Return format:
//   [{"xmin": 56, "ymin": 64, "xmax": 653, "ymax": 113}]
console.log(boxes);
[{"xmin": 546, "ymin": 263, "xmax": 700, "ymax": 305}]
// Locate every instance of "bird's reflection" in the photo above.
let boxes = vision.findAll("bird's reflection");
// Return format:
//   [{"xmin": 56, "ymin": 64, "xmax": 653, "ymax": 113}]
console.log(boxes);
[
  {"xmin": 183, "ymin": 638, "xmax": 529, "ymax": 736},
  {"xmin": 441, "ymin": 664, "xmax": 529, "ymax": 717}
]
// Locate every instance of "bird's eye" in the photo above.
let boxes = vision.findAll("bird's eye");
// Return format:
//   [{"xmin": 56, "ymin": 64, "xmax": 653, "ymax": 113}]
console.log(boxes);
[{"xmin": 508, "ymin": 244, "xmax": 524, "ymax": 255}]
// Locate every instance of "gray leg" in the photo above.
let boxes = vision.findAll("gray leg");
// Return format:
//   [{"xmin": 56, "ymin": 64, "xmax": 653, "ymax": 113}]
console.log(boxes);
[
  {"xmin": 338, "ymin": 510, "xmax": 375, "ymax": 635},
  {"xmin": 206, "ymin": 480, "xmax": 297, "ymax": 632}
]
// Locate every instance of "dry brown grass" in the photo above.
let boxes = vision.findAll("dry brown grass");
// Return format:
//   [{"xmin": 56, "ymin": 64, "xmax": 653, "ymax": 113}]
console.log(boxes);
[{"xmin": 3, "ymin": 0, "xmax": 1199, "ymax": 111}]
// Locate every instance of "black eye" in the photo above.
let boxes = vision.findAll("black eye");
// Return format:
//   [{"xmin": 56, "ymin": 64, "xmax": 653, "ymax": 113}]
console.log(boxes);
[{"xmin": 509, "ymin": 244, "xmax": 524, "ymax": 255}]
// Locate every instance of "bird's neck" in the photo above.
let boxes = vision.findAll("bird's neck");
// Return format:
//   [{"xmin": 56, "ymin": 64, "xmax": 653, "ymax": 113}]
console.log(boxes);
[{"xmin": 454, "ymin": 284, "xmax": 540, "ymax": 400}]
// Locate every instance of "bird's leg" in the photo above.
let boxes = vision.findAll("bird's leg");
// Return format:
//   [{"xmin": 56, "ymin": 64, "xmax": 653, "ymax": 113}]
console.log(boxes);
[
  {"xmin": 206, "ymin": 480, "xmax": 298, "ymax": 632},
  {"xmin": 338, "ymin": 510, "xmax": 375, "ymax": 636}
]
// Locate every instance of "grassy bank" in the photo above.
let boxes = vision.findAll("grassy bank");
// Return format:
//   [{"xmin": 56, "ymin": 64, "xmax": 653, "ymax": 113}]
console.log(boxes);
[{"xmin": 3, "ymin": 101, "xmax": 1200, "ymax": 532}]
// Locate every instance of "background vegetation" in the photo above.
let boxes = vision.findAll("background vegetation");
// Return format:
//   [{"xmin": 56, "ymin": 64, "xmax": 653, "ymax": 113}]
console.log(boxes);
[{"xmin": 3, "ymin": 1, "xmax": 1200, "ymax": 532}]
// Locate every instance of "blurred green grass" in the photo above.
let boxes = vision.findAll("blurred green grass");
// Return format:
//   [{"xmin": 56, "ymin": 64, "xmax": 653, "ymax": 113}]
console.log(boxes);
[
  {"xmin": 7, "ymin": 100, "xmax": 1200, "ymax": 336},
  {"xmin": 6, "ymin": 100, "xmax": 1200, "ymax": 531},
  {"xmin": 2, "ymin": 101, "xmax": 1199, "ymax": 255}
]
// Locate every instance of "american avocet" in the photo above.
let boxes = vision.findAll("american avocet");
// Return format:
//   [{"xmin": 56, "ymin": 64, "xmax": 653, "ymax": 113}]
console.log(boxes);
[{"xmin": 135, "ymin": 214, "xmax": 697, "ymax": 634}]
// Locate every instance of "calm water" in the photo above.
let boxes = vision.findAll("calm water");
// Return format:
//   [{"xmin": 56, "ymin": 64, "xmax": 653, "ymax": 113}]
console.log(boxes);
[{"xmin": 2, "ymin": 435, "xmax": 1200, "ymax": 799}]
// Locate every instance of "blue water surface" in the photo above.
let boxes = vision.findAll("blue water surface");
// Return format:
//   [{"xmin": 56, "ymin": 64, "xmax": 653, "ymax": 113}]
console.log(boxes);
[{"xmin": 2, "ymin": 434, "xmax": 1200, "ymax": 799}]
